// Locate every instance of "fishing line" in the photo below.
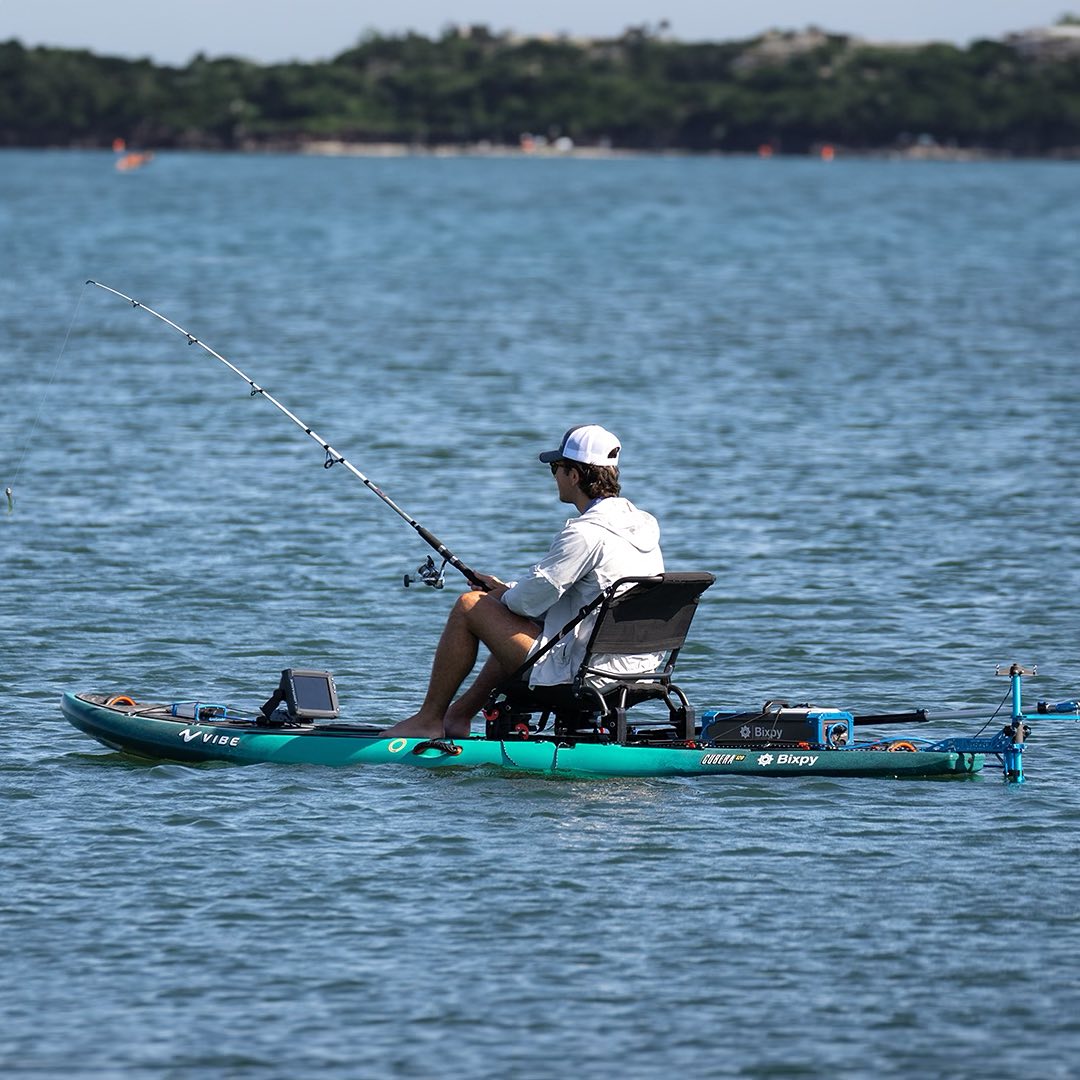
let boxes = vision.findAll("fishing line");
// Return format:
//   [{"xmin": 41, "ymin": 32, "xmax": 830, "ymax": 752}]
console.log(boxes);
[
  {"xmin": 5, "ymin": 285, "xmax": 87, "ymax": 513},
  {"xmin": 84, "ymin": 280, "xmax": 485, "ymax": 590}
]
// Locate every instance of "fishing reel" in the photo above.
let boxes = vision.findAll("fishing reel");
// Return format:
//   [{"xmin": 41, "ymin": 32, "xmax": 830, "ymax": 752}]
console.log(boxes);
[{"xmin": 404, "ymin": 555, "xmax": 447, "ymax": 589}]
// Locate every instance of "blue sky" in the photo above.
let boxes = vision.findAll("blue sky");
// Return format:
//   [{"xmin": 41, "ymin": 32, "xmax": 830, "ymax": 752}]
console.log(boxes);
[{"xmin": 3, "ymin": 0, "xmax": 1071, "ymax": 64}]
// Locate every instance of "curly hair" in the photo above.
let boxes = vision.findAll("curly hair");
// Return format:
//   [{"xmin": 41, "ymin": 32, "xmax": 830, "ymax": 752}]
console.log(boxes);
[{"xmin": 568, "ymin": 461, "xmax": 621, "ymax": 499}]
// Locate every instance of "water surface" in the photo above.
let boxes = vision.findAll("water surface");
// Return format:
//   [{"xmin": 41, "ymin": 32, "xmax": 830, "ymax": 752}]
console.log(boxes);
[{"xmin": 2, "ymin": 151, "xmax": 1079, "ymax": 1077}]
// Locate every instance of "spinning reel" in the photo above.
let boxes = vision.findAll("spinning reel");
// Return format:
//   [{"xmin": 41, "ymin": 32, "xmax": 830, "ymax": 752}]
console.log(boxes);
[{"xmin": 404, "ymin": 555, "xmax": 448, "ymax": 589}]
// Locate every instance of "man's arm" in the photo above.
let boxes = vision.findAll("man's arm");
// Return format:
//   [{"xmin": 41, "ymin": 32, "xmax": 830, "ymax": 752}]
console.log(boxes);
[{"xmin": 500, "ymin": 525, "xmax": 599, "ymax": 619}]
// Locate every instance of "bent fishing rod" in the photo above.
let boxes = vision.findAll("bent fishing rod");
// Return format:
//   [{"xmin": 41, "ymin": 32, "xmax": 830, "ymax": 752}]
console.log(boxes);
[{"xmin": 86, "ymin": 280, "xmax": 484, "ymax": 591}]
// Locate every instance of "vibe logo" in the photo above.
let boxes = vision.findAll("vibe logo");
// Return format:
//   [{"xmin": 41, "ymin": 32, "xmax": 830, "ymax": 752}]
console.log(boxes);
[{"xmin": 179, "ymin": 728, "xmax": 241, "ymax": 747}]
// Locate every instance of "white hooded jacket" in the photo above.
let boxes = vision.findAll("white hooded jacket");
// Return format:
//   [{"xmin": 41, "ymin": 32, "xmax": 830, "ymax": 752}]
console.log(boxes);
[{"xmin": 500, "ymin": 497, "xmax": 664, "ymax": 687}]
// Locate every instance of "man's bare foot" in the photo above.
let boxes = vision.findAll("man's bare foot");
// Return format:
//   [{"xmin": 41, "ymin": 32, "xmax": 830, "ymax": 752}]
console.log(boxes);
[
  {"xmin": 381, "ymin": 714, "xmax": 446, "ymax": 739},
  {"xmin": 442, "ymin": 700, "xmax": 481, "ymax": 740},
  {"xmin": 443, "ymin": 717, "xmax": 473, "ymax": 740}
]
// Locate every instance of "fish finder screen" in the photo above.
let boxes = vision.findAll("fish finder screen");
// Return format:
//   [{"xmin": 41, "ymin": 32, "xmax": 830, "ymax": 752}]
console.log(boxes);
[
  {"xmin": 282, "ymin": 669, "xmax": 339, "ymax": 719},
  {"xmin": 292, "ymin": 674, "xmax": 334, "ymax": 711}
]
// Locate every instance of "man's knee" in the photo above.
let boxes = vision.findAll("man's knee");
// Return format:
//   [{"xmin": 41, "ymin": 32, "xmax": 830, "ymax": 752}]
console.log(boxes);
[
  {"xmin": 454, "ymin": 589, "xmax": 488, "ymax": 618},
  {"xmin": 458, "ymin": 590, "xmax": 522, "ymax": 637}
]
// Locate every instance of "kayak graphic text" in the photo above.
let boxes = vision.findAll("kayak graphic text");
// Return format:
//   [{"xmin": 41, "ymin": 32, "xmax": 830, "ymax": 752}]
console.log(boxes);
[{"xmin": 179, "ymin": 728, "xmax": 241, "ymax": 747}]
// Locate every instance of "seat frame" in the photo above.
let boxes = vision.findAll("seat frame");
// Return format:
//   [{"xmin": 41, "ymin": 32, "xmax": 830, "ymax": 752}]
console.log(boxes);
[{"xmin": 484, "ymin": 572, "xmax": 715, "ymax": 745}]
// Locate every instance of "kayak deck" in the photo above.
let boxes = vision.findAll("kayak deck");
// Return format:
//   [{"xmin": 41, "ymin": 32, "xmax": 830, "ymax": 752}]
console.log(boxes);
[{"xmin": 61, "ymin": 692, "xmax": 985, "ymax": 779}]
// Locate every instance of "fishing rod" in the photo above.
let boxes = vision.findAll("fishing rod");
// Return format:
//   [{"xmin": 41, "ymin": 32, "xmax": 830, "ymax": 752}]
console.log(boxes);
[{"xmin": 86, "ymin": 280, "xmax": 485, "ymax": 591}]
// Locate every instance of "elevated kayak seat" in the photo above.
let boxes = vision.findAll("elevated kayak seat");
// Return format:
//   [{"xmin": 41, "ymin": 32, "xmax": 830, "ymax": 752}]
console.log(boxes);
[{"xmin": 484, "ymin": 572, "xmax": 715, "ymax": 746}]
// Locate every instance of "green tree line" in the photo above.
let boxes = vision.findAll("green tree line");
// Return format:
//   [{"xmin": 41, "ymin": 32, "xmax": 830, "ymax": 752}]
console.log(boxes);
[{"xmin": 2, "ymin": 24, "xmax": 1079, "ymax": 154}]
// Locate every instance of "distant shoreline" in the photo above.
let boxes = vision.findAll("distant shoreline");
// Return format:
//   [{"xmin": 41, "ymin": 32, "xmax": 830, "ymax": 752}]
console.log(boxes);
[
  {"xmin": 295, "ymin": 140, "xmax": 1080, "ymax": 161},
  {"xmin": 7, "ymin": 141, "xmax": 1079, "ymax": 162}
]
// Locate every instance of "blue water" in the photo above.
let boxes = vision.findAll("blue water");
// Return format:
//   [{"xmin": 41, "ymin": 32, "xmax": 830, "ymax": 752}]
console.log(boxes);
[{"xmin": 2, "ymin": 150, "xmax": 1080, "ymax": 1077}]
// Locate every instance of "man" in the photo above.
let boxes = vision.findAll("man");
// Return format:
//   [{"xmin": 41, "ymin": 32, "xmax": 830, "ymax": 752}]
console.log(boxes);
[{"xmin": 384, "ymin": 425, "xmax": 664, "ymax": 740}]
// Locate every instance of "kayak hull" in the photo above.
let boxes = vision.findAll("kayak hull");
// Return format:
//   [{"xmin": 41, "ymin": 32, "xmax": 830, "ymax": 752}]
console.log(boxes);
[{"xmin": 61, "ymin": 692, "xmax": 983, "ymax": 779}]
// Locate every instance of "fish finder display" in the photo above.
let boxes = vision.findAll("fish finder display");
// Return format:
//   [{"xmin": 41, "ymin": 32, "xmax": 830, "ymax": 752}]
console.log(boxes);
[
  {"xmin": 291, "ymin": 674, "xmax": 334, "ymax": 711},
  {"xmin": 283, "ymin": 669, "xmax": 339, "ymax": 719}
]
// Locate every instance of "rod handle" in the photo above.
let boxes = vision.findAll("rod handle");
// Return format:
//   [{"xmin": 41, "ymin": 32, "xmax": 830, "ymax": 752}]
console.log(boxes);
[{"xmin": 414, "ymin": 525, "xmax": 488, "ymax": 590}]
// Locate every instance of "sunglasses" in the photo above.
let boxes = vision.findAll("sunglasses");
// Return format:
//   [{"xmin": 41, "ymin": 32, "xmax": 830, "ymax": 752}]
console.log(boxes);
[{"xmin": 549, "ymin": 461, "xmax": 572, "ymax": 475}]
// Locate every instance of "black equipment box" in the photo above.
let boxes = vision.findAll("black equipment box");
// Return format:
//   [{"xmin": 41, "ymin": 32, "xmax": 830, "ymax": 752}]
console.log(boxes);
[{"xmin": 700, "ymin": 706, "xmax": 852, "ymax": 748}]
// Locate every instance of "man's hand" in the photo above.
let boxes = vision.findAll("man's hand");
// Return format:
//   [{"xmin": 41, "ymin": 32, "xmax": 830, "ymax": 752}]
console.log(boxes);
[{"xmin": 471, "ymin": 572, "xmax": 508, "ymax": 597}]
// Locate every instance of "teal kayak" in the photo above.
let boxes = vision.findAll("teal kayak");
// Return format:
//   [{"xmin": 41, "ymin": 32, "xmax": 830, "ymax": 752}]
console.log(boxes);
[{"xmin": 61, "ymin": 692, "xmax": 985, "ymax": 779}]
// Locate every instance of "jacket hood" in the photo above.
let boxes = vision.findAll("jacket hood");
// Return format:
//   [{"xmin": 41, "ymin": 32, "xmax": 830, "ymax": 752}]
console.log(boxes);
[{"xmin": 574, "ymin": 497, "xmax": 661, "ymax": 553}]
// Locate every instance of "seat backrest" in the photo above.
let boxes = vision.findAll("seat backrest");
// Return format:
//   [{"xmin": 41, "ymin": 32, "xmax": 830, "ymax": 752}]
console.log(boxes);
[
  {"xmin": 584, "ymin": 572, "xmax": 716, "ymax": 657},
  {"xmin": 488, "ymin": 571, "xmax": 714, "ymax": 742}
]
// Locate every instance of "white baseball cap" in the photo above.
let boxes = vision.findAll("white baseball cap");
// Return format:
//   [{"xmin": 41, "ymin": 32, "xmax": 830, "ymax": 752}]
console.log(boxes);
[{"xmin": 538, "ymin": 425, "xmax": 621, "ymax": 467}]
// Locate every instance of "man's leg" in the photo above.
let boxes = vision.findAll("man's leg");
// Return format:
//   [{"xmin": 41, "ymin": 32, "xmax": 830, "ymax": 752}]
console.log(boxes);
[
  {"xmin": 442, "ymin": 653, "xmax": 509, "ymax": 738},
  {"xmin": 384, "ymin": 590, "xmax": 539, "ymax": 738}
]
